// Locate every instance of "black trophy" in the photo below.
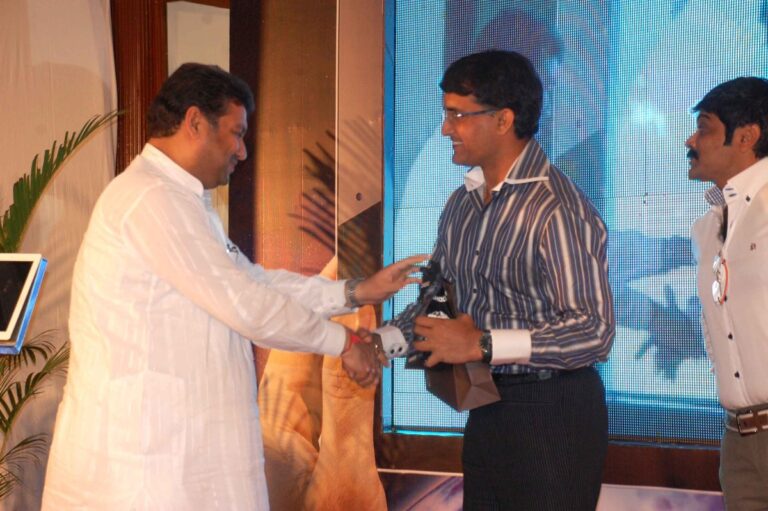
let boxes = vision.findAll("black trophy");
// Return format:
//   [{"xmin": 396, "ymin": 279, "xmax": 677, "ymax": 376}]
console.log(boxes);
[
  {"xmin": 405, "ymin": 260, "xmax": 457, "ymax": 369},
  {"xmin": 403, "ymin": 259, "xmax": 500, "ymax": 412}
]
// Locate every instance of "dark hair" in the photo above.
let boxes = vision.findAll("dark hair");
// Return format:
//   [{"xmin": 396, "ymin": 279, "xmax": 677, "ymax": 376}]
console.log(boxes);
[
  {"xmin": 693, "ymin": 77, "xmax": 768, "ymax": 158},
  {"xmin": 147, "ymin": 63, "xmax": 255, "ymax": 138},
  {"xmin": 440, "ymin": 50, "xmax": 543, "ymax": 139}
]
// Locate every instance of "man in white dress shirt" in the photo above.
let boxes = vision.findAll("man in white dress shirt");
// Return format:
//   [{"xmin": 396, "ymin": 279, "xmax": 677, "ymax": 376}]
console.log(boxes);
[
  {"xmin": 41, "ymin": 63, "xmax": 422, "ymax": 510},
  {"xmin": 688, "ymin": 77, "xmax": 768, "ymax": 510}
]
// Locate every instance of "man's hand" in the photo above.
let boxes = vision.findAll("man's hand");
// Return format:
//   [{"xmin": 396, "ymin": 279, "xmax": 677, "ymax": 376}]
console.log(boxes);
[
  {"xmin": 353, "ymin": 254, "xmax": 429, "ymax": 305},
  {"xmin": 341, "ymin": 331, "xmax": 382, "ymax": 387},
  {"xmin": 358, "ymin": 328, "xmax": 390, "ymax": 367},
  {"xmin": 412, "ymin": 313, "xmax": 483, "ymax": 367}
]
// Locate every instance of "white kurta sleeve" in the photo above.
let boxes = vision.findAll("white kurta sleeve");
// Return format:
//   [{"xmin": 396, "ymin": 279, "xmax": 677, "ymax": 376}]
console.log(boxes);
[
  {"xmin": 121, "ymin": 183, "xmax": 347, "ymax": 356},
  {"xmin": 239, "ymin": 262, "xmax": 351, "ymax": 317}
]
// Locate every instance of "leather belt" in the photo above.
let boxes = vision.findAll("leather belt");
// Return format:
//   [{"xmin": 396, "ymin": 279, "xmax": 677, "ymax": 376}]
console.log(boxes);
[
  {"xmin": 492, "ymin": 369, "xmax": 558, "ymax": 385},
  {"xmin": 725, "ymin": 404, "xmax": 768, "ymax": 435}
]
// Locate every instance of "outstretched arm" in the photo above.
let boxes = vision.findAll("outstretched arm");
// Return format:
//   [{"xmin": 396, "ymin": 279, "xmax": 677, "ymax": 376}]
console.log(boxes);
[{"xmin": 350, "ymin": 254, "xmax": 428, "ymax": 306}]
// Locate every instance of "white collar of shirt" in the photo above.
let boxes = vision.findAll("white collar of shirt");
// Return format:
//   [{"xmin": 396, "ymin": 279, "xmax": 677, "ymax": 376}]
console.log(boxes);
[
  {"xmin": 721, "ymin": 157, "xmax": 768, "ymax": 208},
  {"xmin": 463, "ymin": 140, "xmax": 548, "ymax": 193},
  {"xmin": 714, "ymin": 157, "xmax": 768, "ymax": 246},
  {"xmin": 142, "ymin": 143, "xmax": 205, "ymax": 198}
]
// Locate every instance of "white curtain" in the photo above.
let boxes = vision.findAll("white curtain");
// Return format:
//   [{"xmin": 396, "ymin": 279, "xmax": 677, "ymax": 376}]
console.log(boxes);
[{"xmin": 0, "ymin": 0, "xmax": 116, "ymax": 508}]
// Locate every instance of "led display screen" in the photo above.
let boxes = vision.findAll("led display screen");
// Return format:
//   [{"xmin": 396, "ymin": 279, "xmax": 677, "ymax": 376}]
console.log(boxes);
[{"xmin": 385, "ymin": 0, "xmax": 768, "ymax": 444}]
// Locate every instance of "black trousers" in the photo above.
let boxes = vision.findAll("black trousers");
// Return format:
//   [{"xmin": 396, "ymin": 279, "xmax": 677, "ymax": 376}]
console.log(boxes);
[{"xmin": 462, "ymin": 367, "xmax": 608, "ymax": 511}]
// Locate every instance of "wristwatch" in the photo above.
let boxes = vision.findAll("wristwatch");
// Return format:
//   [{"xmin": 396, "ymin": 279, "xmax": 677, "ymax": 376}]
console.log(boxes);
[
  {"xmin": 345, "ymin": 277, "xmax": 364, "ymax": 308},
  {"xmin": 479, "ymin": 330, "xmax": 493, "ymax": 364}
]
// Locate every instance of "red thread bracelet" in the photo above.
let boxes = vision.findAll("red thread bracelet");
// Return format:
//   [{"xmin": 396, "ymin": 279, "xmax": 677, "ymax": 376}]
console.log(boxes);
[{"xmin": 342, "ymin": 332, "xmax": 364, "ymax": 355}]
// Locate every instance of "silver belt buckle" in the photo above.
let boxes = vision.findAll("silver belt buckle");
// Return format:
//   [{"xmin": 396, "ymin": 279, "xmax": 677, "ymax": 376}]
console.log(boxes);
[
  {"xmin": 737, "ymin": 410, "xmax": 758, "ymax": 435},
  {"xmin": 758, "ymin": 410, "xmax": 768, "ymax": 432}
]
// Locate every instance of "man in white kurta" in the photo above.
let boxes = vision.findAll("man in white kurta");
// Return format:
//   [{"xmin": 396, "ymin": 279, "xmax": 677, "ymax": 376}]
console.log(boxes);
[{"xmin": 42, "ymin": 63, "xmax": 419, "ymax": 510}]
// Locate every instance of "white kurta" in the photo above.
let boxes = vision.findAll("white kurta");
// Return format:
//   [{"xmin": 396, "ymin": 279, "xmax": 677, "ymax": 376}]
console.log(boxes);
[{"xmin": 41, "ymin": 144, "xmax": 349, "ymax": 510}]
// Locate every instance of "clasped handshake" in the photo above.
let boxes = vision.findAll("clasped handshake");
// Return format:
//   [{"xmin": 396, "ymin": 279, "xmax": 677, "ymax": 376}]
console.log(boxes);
[{"xmin": 338, "ymin": 254, "xmax": 427, "ymax": 387}]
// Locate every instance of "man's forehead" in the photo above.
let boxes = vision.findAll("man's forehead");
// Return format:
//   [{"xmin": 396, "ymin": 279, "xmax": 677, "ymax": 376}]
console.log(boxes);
[
  {"xmin": 443, "ymin": 92, "xmax": 481, "ymax": 107},
  {"xmin": 696, "ymin": 111, "xmax": 719, "ymax": 123},
  {"xmin": 223, "ymin": 102, "xmax": 248, "ymax": 123}
]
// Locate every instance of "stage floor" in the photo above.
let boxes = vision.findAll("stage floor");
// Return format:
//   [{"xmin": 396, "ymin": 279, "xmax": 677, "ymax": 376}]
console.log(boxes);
[{"xmin": 380, "ymin": 471, "xmax": 724, "ymax": 510}]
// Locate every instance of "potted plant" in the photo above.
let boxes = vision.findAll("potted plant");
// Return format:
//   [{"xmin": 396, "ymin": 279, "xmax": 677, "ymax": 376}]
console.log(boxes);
[{"xmin": 0, "ymin": 112, "xmax": 117, "ymax": 498}]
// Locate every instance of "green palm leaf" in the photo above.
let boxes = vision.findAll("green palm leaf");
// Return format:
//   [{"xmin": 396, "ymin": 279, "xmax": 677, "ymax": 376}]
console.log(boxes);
[
  {"xmin": 0, "ymin": 335, "xmax": 68, "ymax": 499},
  {"xmin": 0, "ymin": 337, "xmax": 68, "ymax": 434},
  {"xmin": 0, "ymin": 331, "xmax": 56, "ymax": 374},
  {"xmin": 0, "ymin": 111, "xmax": 116, "ymax": 500},
  {"xmin": 0, "ymin": 434, "xmax": 48, "ymax": 499},
  {"xmin": 0, "ymin": 111, "xmax": 119, "ymax": 253}
]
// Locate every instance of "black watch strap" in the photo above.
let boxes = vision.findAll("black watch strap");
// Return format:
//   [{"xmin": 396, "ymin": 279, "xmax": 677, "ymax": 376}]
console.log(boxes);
[{"xmin": 479, "ymin": 330, "xmax": 493, "ymax": 364}]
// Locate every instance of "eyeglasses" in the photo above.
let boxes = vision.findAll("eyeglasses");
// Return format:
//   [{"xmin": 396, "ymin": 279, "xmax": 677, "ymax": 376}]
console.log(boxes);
[
  {"xmin": 712, "ymin": 253, "xmax": 728, "ymax": 305},
  {"xmin": 442, "ymin": 108, "xmax": 498, "ymax": 123}
]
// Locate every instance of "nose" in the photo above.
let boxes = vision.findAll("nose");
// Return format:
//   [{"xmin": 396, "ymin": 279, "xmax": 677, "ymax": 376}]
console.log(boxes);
[
  {"xmin": 441, "ymin": 117, "xmax": 453, "ymax": 137},
  {"xmin": 237, "ymin": 142, "xmax": 247, "ymax": 161},
  {"xmin": 684, "ymin": 133, "xmax": 695, "ymax": 149}
]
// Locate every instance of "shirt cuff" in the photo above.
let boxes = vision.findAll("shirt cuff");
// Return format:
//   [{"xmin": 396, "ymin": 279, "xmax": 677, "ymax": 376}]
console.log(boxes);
[
  {"xmin": 322, "ymin": 279, "xmax": 354, "ymax": 316},
  {"xmin": 374, "ymin": 324, "xmax": 409, "ymax": 359},
  {"xmin": 326, "ymin": 321, "xmax": 349, "ymax": 356},
  {"xmin": 490, "ymin": 329, "xmax": 532, "ymax": 365}
]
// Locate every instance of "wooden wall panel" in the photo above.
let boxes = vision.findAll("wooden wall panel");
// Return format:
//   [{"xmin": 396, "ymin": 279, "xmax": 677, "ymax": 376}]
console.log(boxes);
[
  {"xmin": 110, "ymin": 0, "xmax": 168, "ymax": 174},
  {"xmin": 228, "ymin": 0, "xmax": 259, "ymax": 261},
  {"xmin": 231, "ymin": 0, "xmax": 337, "ymax": 379},
  {"xmin": 375, "ymin": 433, "xmax": 720, "ymax": 491},
  {"xmin": 231, "ymin": 0, "xmax": 335, "ymax": 275},
  {"xmin": 337, "ymin": 0, "xmax": 385, "ymax": 284}
]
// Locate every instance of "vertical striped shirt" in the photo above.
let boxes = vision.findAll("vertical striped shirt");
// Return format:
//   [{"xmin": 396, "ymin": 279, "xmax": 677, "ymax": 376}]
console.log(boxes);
[{"xmin": 390, "ymin": 140, "xmax": 614, "ymax": 373}]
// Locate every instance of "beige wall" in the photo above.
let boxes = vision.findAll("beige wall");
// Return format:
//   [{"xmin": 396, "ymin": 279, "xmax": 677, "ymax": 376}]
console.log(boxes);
[{"xmin": 0, "ymin": 1, "xmax": 117, "ymax": 509}]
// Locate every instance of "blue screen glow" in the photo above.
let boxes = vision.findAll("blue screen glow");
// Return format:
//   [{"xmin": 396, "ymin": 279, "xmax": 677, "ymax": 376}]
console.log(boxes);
[{"xmin": 385, "ymin": 0, "xmax": 768, "ymax": 444}]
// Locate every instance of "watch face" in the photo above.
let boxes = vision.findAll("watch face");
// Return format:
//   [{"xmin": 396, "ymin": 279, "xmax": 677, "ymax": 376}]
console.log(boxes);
[{"xmin": 479, "ymin": 331, "xmax": 492, "ymax": 363}]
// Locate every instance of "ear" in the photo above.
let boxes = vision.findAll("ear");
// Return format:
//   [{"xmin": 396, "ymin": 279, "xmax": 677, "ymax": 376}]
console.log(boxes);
[
  {"xmin": 735, "ymin": 123, "xmax": 760, "ymax": 154},
  {"xmin": 496, "ymin": 108, "xmax": 516, "ymax": 135},
  {"xmin": 182, "ymin": 106, "xmax": 206, "ymax": 139}
]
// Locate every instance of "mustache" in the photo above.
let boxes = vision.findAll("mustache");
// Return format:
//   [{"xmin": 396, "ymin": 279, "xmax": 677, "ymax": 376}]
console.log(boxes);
[{"xmin": 687, "ymin": 149, "xmax": 699, "ymax": 160}]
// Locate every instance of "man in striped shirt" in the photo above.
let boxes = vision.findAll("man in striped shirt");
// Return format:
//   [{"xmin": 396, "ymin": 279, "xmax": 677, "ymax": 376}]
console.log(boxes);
[{"xmin": 377, "ymin": 50, "xmax": 615, "ymax": 510}]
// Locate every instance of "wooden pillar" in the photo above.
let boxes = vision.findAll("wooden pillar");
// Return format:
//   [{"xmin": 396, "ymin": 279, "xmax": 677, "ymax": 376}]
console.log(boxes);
[
  {"xmin": 228, "ymin": 0, "xmax": 259, "ymax": 262},
  {"xmin": 110, "ymin": 0, "xmax": 168, "ymax": 174}
]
